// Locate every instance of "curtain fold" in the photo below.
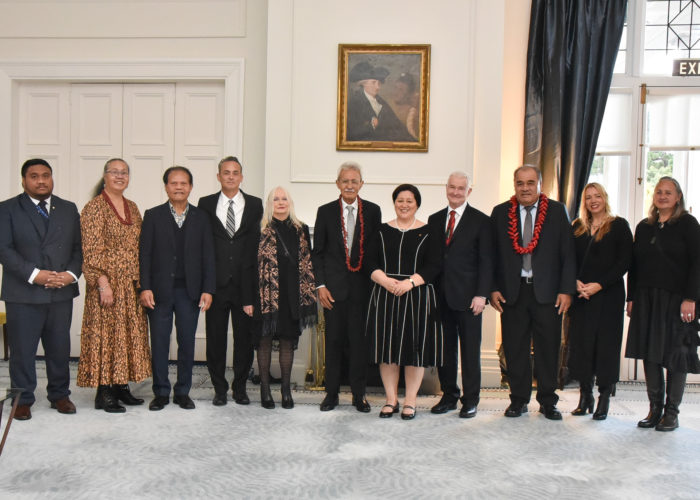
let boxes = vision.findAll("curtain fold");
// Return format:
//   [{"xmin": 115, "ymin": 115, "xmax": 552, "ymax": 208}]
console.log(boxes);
[{"xmin": 523, "ymin": 0, "xmax": 627, "ymax": 217}]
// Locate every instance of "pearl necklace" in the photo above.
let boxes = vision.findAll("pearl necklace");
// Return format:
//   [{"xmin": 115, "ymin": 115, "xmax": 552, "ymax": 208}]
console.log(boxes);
[{"xmin": 396, "ymin": 217, "xmax": 416, "ymax": 232}]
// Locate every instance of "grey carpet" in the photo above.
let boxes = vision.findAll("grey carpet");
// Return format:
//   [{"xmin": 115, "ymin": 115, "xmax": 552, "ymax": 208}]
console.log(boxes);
[{"xmin": 0, "ymin": 361, "xmax": 699, "ymax": 499}]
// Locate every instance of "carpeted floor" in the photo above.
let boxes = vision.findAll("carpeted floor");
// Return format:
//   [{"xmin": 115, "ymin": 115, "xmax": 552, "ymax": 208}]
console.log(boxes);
[{"xmin": 0, "ymin": 361, "xmax": 699, "ymax": 499}]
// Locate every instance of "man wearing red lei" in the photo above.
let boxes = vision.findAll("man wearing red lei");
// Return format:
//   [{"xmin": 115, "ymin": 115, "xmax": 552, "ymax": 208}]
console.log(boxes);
[
  {"xmin": 312, "ymin": 162, "xmax": 382, "ymax": 412},
  {"xmin": 490, "ymin": 165, "xmax": 576, "ymax": 420}
]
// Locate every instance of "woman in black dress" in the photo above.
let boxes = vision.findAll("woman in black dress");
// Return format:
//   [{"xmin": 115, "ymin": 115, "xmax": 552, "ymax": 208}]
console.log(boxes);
[
  {"xmin": 568, "ymin": 182, "xmax": 632, "ymax": 420},
  {"xmin": 366, "ymin": 184, "xmax": 443, "ymax": 420},
  {"xmin": 626, "ymin": 177, "xmax": 700, "ymax": 431},
  {"xmin": 257, "ymin": 187, "xmax": 317, "ymax": 409}
]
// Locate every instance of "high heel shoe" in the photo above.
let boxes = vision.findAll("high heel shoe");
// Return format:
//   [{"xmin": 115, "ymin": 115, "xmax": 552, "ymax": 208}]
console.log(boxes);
[
  {"xmin": 592, "ymin": 389, "xmax": 610, "ymax": 421},
  {"xmin": 379, "ymin": 403, "xmax": 399, "ymax": 418},
  {"xmin": 260, "ymin": 384, "xmax": 275, "ymax": 409},
  {"xmin": 113, "ymin": 384, "xmax": 144, "ymax": 405},
  {"xmin": 571, "ymin": 384, "xmax": 594, "ymax": 416},
  {"xmin": 281, "ymin": 385, "xmax": 294, "ymax": 409}
]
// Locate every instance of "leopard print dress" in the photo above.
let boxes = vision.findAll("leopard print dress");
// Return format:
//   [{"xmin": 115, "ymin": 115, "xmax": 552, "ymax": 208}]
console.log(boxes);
[{"xmin": 77, "ymin": 194, "xmax": 151, "ymax": 387}]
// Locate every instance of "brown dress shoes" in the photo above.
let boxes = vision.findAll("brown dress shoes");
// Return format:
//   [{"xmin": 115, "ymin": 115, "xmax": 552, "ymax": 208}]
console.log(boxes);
[{"xmin": 50, "ymin": 397, "xmax": 77, "ymax": 414}]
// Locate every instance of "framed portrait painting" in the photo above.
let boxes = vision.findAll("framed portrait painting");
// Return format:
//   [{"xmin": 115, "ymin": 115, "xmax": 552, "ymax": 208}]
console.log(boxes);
[{"xmin": 337, "ymin": 44, "xmax": 431, "ymax": 152}]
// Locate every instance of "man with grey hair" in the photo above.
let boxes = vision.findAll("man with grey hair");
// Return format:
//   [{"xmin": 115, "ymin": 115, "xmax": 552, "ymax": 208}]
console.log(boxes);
[
  {"xmin": 428, "ymin": 171, "xmax": 492, "ymax": 418},
  {"xmin": 490, "ymin": 165, "xmax": 575, "ymax": 420},
  {"xmin": 312, "ymin": 162, "xmax": 382, "ymax": 412}
]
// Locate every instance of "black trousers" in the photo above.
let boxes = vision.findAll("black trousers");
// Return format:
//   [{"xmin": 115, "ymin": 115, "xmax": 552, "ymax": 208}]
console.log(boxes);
[
  {"xmin": 205, "ymin": 283, "xmax": 253, "ymax": 396},
  {"xmin": 148, "ymin": 287, "xmax": 199, "ymax": 397},
  {"xmin": 323, "ymin": 298, "xmax": 368, "ymax": 397},
  {"xmin": 7, "ymin": 300, "xmax": 73, "ymax": 406},
  {"xmin": 500, "ymin": 281, "xmax": 561, "ymax": 406},
  {"xmin": 437, "ymin": 304, "xmax": 482, "ymax": 406}
]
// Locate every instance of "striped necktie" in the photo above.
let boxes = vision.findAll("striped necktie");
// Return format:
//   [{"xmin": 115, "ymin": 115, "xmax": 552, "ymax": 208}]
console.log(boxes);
[{"xmin": 226, "ymin": 199, "xmax": 236, "ymax": 237}]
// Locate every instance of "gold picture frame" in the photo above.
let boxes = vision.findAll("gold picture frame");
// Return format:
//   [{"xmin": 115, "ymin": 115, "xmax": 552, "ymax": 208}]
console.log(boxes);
[{"xmin": 337, "ymin": 44, "xmax": 430, "ymax": 152}]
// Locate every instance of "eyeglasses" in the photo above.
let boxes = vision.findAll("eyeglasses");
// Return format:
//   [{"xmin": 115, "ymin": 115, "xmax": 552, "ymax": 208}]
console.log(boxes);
[{"xmin": 106, "ymin": 170, "xmax": 129, "ymax": 178}]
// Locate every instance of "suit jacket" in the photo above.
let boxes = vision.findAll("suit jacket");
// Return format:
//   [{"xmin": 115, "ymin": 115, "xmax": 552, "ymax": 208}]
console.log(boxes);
[
  {"xmin": 346, "ymin": 89, "xmax": 414, "ymax": 142},
  {"xmin": 197, "ymin": 191, "xmax": 263, "ymax": 305},
  {"xmin": 428, "ymin": 204, "xmax": 493, "ymax": 311},
  {"xmin": 0, "ymin": 193, "xmax": 82, "ymax": 304},
  {"xmin": 490, "ymin": 198, "xmax": 576, "ymax": 304},
  {"xmin": 139, "ymin": 202, "xmax": 216, "ymax": 303},
  {"xmin": 312, "ymin": 198, "xmax": 381, "ymax": 303}
]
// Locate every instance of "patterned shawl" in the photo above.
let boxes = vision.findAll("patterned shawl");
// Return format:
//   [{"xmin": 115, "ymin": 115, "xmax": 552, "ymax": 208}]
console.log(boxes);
[{"xmin": 258, "ymin": 222, "xmax": 317, "ymax": 335}]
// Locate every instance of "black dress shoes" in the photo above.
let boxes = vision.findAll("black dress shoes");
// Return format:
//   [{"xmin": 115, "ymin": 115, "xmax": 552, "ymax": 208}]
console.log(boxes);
[
  {"xmin": 352, "ymin": 395, "xmax": 371, "ymax": 413},
  {"xmin": 431, "ymin": 397, "xmax": 458, "ymax": 414},
  {"xmin": 233, "ymin": 392, "xmax": 250, "ymax": 405},
  {"xmin": 539, "ymin": 404, "xmax": 563, "ymax": 420},
  {"xmin": 459, "ymin": 405, "xmax": 477, "ymax": 419},
  {"xmin": 320, "ymin": 393, "xmax": 339, "ymax": 411},
  {"xmin": 95, "ymin": 385, "xmax": 126, "ymax": 413},
  {"xmin": 213, "ymin": 393, "xmax": 228, "ymax": 406},
  {"xmin": 174, "ymin": 394, "xmax": 195, "ymax": 410},
  {"xmin": 261, "ymin": 384, "xmax": 275, "ymax": 409},
  {"xmin": 504, "ymin": 402, "xmax": 528, "ymax": 417},
  {"xmin": 149, "ymin": 396, "xmax": 170, "ymax": 411}
]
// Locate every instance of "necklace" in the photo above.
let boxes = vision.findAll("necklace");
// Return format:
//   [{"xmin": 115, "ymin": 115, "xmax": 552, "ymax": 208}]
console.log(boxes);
[
  {"xmin": 507, "ymin": 193, "xmax": 548, "ymax": 254},
  {"xmin": 395, "ymin": 217, "xmax": 416, "ymax": 232},
  {"xmin": 339, "ymin": 196, "xmax": 365, "ymax": 272}
]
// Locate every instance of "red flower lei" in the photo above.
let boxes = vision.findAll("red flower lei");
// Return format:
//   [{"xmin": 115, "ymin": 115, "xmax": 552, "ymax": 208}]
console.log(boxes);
[
  {"xmin": 339, "ymin": 196, "xmax": 365, "ymax": 272},
  {"xmin": 507, "ymin": 193, "xmax": 548, "ymax": 254}
]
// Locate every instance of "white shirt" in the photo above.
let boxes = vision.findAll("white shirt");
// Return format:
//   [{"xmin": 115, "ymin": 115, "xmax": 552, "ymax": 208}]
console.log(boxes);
[
  {"xmin": 364, "ymin": 90, "xmax": 383, "ymax": 116},
  {"xmin": 519, "ymin": 200, "xmax": 539, "ymax": 278},
  {"xmin": 444, "ymin": 201, "xmax": 468, "ymax": 231},
  {"xmin": 27, "ymin": 195, "xmax": 78, "ymax": 284},
  {"xmin": 216, "ymin": 190, "xmax": 245, "ymax": 232},
  {"xmin": 341, "ymin": 198, "xmax": 359, "ymax": 240}
]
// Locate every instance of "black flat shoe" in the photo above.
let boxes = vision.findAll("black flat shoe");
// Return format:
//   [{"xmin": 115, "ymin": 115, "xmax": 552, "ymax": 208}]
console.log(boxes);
[
  {"xmin": 401, "ymin": 405, "xmax": 416, "ymax": 420},
  {"xmin": 539, "ymin": 404, "xmax": 563, "ymax": 421},
  {"xmin": 173, "ymin": 394, "xmax": 195, "ymax": 410},
  {"xmin": 149, "ymin": 395, "xmax": 169, "ymax": 411},
  {"xmin": 281, "ymin": 386, "xmax": 294, "ymax": 409},
  {"xmin": 212, "ymin": 393, "xmax": 227, "ymax": 406},
  {"xmin": 379, "ymin": 403, "xmax": 399, "ymax": 418},
  {"xmin": 431, "ymin": 397, "xmax": 458, "ymax": 414},
  {"xmin": 320, "ymin": 393, "xmax": 339, "ymax": 412},
  {"xmin": 233, "ymin": 392, "xmax": 250, "ymax": 405},
  {"xmin": 261, "ymin": 384, "xmax": 275, "ymax": 409},
  {"xmin": 459, "ymin": 405, "xmax": 477, "ymax": 419},
  {"xmin": 113, "ymin": 384, "xmax": 144, "ymax": 406},
  {"xmin": 352, "ymin": 395, "xmax": 371, "ymax": 413},
  {"xmin": 504, "ymin": 402, "xmax": 528, "ymax": 418},
  {"xmin": 638, "ymin": 405, "xmax": 663, "ymax": 428},
  {"xmin": 95, "ymin": 386, "xmax": 126, "ymax": 414}
]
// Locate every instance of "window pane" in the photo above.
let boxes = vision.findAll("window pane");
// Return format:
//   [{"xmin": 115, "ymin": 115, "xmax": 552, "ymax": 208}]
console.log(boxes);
[
  {"xmin": 643, "ymin": 150, "xmax": 700, "ymax": 216},
  {"xmin": 597, "ymin": 92, "xmax": 633, "ymax": 152},
  {"xmin": 646, "ymin": 1, "xmax": 671, "ymax": 25},
  {"xmin": 643, "ymin": 0, "xmax": 700, "ymax": 74},
  {"xmin": 647, "ymin": 94, "xmax": 700, "ymax": 146},
  {"xmin": 588, "ymin": 156, "xmax": 630, "ymax": 217}
]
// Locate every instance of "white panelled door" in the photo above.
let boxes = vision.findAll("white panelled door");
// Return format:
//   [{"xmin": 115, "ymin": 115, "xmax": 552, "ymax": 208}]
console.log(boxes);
[{"xmin": 16, "ymin": 81, "xmax": 225, "ymax": 360}]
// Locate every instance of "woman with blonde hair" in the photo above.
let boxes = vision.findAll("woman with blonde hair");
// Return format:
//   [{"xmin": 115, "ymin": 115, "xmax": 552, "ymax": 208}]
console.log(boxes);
[
  {"xmin": 256, "ymin": 187, "xmax": 317, "ymax": 409},
  {"xmin": 568, "ymin": 182, "xmax": 632, "ymax": 420},
  {"xmin": 626, "ymin": 176, "xmax": 700, "ymax": 431}
]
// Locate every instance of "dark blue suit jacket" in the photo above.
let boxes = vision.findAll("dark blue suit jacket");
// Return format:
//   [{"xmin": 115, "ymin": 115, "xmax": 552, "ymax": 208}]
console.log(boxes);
[
  {"xmin": 0, "ymin": 193, "xmax": 82, "ymax": 304},
  {"xmin": 139, "ymin": 202, "xmax": 216, "ymax": 304}
]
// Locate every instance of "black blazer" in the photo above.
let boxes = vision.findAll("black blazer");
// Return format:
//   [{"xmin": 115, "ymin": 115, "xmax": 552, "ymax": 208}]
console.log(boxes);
[
  {"xmin": 139, "ymin": 202, "xmax": 216, "ymax": 303},
  {"xmin": 490, "ymin": 198, "xmax": 576, "ymax": 304},
  {"xmin": 197, "ymin": 190, "xmax": 263, "ymax": 305},
  {"xmin": 312, "ymin": 198, "xmax": 381, "ymax": 303},
  {"xmin": 428, "ymin": 204, "xmax": 493, "ymax": 311},
  {"xmin": 0, "ymin": 193, "xmax": 82, "ymax": 304}
]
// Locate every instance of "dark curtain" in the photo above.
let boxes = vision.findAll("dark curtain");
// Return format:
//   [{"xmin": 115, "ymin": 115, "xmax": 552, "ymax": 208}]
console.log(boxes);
[{"xmin": 523, "ymin": 0, "xmax": 627, "ymax": 217}]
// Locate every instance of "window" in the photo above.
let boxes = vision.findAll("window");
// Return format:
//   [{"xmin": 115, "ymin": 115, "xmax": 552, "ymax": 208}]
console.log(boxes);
[{"xmin": 644, "ymin": 0, "xmax": 700, "ymax": 75}]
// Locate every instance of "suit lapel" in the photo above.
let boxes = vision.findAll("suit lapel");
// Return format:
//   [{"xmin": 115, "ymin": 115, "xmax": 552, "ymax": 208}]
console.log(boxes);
[
  {"xmin": 20, "ymin": 193, "xmax": 48, "ymax": 240},
  {"xmin": 161, "ymin": 202, "xmax": 176, "ymax": 247}
]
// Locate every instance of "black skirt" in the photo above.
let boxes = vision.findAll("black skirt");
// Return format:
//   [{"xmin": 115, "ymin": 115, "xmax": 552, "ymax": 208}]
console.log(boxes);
[{"xmin": 625, "ymin": 287, "xmax": 700, "ymax": 374}]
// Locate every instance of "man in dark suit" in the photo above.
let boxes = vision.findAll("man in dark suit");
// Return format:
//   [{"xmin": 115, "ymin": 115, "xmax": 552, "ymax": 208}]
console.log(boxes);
[
  {"xmin": 312, "ymin": 162, "xmax": 381, "ymax": 412},
  {"xmin": 0, "ymin": 158, "xmax": 82, "ymax": 420},
  {"xmin": 490, "ymin": 165, "xmax": 576, "ymax": 420},
  {"xmin": 198, "ymin": 156, "xmax": 263, "ymax": 406},
  {"xmin": 428, "ymin": 172, "xmax": 492, "ymax": 419},
  {"xmin": 139, "ymin": 166, "xmax": 216, "ymax": 411}
]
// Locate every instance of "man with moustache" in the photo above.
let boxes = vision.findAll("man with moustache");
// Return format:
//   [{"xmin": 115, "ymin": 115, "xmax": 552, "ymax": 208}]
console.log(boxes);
[
  {"xmin": 490, "ymin": 165, "xmax": 576, "ymax": 420},
  {"xmin": 312, "ymin": 162, "xmax": 381, "ymax": 412},
  {"xmin": 198, "ymin": 157, "xmax": 263, "ymax": 406},
  {"xmin": 139, "ymin": 166, "xmax": 215, "ymax": 410},
  {"xmin": 428, "ymin": 172, "xmax": 492, "ymax": 418},
  {"xmin": 0, "ymin": 158, "xmax": 82, "ymax": 420}
]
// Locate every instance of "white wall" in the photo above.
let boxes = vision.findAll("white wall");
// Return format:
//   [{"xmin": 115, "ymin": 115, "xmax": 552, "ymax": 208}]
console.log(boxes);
[{"xmin": 266, "ymin": 0, "xmax": 531, "ymax": 386}]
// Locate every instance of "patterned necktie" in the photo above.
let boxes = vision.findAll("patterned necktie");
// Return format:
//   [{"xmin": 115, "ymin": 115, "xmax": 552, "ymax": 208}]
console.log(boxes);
[
  {"xmin": 346, "ymin": 206, "xmax": 355, "ymax": 246},
  {"xmin": 522, "ymin": 205, "xmax": 534, "ymax": 272},
  {"xmin": 445, "ymin": 210, "xmax": 456, "ymax": 245},
  {"xmin": 226, "ymin": 199, "xmax": 236, "ymax": 237},
  {"xmin": 37, "ymin": 200, "xmax": 49, "ymax": 228}
]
